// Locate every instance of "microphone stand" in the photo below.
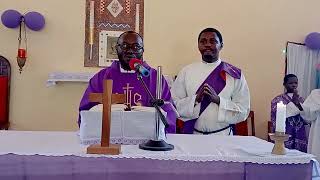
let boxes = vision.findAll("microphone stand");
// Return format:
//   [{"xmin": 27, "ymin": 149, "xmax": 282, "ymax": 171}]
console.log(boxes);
[
  {"xmin": 137, "ymin": 66, "xmax": 174, "ymax": 151},
  {"xmin": 136, "ymin": 75, "xmax": 168, "ymax": 128}
]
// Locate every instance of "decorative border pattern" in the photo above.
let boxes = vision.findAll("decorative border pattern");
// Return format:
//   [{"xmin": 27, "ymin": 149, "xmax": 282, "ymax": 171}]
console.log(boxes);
[
  {"xmin": 80, "ymin": 138, "xmax": 148, "ymax": 145},
  {"xmin": 84, "ymin": 0, "xmax": 144, "ymax": 67},
  {"xmin": 98, "ymin": 23, "xmax": 131, "ymax": 29}
]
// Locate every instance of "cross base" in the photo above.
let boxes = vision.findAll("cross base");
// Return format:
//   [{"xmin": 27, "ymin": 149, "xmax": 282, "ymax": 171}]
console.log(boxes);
[{"xmin": 87, "ymin": 144, "xmax": 121, "ymax": 155}]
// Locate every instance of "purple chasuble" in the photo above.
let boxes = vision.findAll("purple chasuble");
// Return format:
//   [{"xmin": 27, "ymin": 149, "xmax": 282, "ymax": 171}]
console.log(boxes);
[
  {"xmin": 271, "ymin": 93, "xmax": 308, "ymax": 152},
  {"xmin": 181, "ymin": 62, "xmax": 241, "ymax": 134},
  {"xmin": 79, "ymin": 61, "xmax": 176, "ymax": 133}
]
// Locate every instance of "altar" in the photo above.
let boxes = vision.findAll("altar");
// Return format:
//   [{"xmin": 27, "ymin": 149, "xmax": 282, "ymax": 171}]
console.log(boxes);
[{"xmin": 0, "ymin": 131, "xmax": 315, "ymax": 180}]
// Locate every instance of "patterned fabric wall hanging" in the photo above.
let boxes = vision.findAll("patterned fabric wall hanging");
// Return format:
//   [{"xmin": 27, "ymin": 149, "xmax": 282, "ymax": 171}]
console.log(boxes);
[{"xmin": 84, "ymin": 0, "xmax": 144, "ymax": 67}]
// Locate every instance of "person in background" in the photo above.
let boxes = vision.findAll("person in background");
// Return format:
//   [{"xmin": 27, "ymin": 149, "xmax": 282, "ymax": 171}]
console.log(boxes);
[
  {"xmin": 300, "ymin": 88, "xmax": 320, "ymax": 161},
  {"xmin": 271, "ymin": 74, "xmax": 308, "ymax": 152}
]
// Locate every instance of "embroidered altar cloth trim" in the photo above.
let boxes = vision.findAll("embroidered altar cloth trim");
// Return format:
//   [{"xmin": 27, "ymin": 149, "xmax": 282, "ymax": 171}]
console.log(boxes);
[{"xmin": 0, "ymin": 131, "xmax": 314, "ymax": 165}]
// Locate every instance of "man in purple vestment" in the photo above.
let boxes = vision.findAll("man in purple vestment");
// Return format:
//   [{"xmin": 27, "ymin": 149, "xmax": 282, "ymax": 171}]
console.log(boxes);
[
  {"xmin": 79, "ymin": 31, "xmax": 176, "ymax": 133},
  {"xmin": 271, "ymin": 74, "xmax": 308, "ymax": 152}
]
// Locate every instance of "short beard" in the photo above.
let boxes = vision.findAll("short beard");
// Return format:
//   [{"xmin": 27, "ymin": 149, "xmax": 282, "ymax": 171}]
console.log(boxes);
[
  {"xmin": 286, "ymin": 89, "xmax": 295, "ymax": 93},
  {"xmin": 119, "ymin": 60, "xmax": 131, "ymax": 71},
  {"xmin": 202, "ymin": 54, "xmax": 218, "ymax": 63}
]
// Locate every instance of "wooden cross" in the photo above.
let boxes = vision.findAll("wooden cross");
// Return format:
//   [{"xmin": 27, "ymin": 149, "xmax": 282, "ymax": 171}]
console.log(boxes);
[{"xmin": 86, "ymin": 80, "xmax": 125, "ymax": 155}]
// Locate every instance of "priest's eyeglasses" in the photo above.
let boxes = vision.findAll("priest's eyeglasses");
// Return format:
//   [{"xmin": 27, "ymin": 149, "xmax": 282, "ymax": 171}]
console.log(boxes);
[{"xmin": 117, "ymin": 43, "xmax": 143, "ymax": 52}]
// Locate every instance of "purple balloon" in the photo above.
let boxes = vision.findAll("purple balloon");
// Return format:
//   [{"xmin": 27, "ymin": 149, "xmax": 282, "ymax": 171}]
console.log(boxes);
[
  {"xmin": 24, "ymin": 11, "xmax": 45, "ymax": 31},
  {"xmin": 305, "ymin": 32, "xmax": 320, "ymax": 50},
  {"xmin": 1, "ymin": 9, "xmax": 22, "ymax": 28}
]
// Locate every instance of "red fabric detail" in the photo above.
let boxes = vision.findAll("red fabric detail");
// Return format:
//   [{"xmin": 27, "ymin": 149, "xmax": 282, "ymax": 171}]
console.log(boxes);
[
  {"xmin": 0, "ymin": 76, "xmax": 8, "ymax": 123},
  {"xmin": 220, "ymin": 71, "xmax": 226, "ymax": 81},
  {"xmin": 176, "ymin": 119, "xmax": 184, "ymax": 133},
  {"xmin": 235, "ymin": 120, "xmax": 248, "ymax": 136}
]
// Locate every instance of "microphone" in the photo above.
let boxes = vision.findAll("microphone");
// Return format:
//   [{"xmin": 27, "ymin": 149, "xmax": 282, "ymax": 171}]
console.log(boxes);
[{"xmin": 129, "ymin": 58, "xmax": 150, "ymax": 77}]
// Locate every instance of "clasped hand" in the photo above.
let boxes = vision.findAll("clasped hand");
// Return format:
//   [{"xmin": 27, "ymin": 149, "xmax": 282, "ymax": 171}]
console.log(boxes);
[
  {"xmin": 195, "ymin": 83, "xmax": 220, "ymax": 104},
  {"xmin": 292, "ymin": 89, "xmax": 303, "ymax": 111},
  {"xmin": 291, "ymin": 90, "xmax": 300, "ymax": 105}
]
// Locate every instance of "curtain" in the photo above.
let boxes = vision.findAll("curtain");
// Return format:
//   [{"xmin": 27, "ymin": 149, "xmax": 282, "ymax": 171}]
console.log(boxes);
[
  {"xmin": 317, "ymin": 65, "xmax": 320, "ymax": 89},
  {"xmin": 286, "ymin": 42, "xmax": 320, "ymax": 98}
]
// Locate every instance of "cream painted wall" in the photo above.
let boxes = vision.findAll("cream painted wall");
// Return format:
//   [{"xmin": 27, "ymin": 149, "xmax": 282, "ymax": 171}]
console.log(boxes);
[{"xmin": 1, "ymin": 0, "xmax": 319, "ymax": 139}]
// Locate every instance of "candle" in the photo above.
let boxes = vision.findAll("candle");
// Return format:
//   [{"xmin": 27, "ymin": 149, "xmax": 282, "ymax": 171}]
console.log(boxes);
[
  {"xmin": 18, "ymin": 48, "xmax": 27, "ymax": 58},
  {"xmin": 275, "ymin": 101, "xmax": 286, "ymax": 132}
]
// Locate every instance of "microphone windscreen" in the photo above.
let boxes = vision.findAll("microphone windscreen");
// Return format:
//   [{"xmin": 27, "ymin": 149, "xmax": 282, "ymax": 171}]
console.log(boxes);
[{"xmin": 129, "ymin": 58, "xmax": 142, "ymax": 70}]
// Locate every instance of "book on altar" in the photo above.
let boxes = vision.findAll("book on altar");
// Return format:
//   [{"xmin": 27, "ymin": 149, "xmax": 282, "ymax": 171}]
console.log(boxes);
[{"xmin": 79, "ymin": 104, "xmax": 166, "ymax": 145}]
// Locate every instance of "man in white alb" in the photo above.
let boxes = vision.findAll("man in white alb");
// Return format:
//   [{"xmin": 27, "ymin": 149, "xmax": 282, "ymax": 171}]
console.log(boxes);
[
  {"xmin": 171, "ymin": 28, "xmax": 250, "ymax": 135},
  {"xmin": 299, "ymin": 89, "xmax": 320, "ymax": 161}
]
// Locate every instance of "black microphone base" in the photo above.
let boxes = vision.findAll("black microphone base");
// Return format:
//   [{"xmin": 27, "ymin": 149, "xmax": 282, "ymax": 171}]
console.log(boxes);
[{"xmin": 139, "ymin": 139, "xmax": 174, "ymax": 151}]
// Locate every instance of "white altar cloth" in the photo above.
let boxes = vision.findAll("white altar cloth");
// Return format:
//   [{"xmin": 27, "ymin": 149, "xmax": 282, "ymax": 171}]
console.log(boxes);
[
  {"xmin": 0, "ymin": 131, "xmax": 315, "ymax": 165},
  {"xmin": 80, "ymin": 105, "xmax": 166, "ymax": 145}
]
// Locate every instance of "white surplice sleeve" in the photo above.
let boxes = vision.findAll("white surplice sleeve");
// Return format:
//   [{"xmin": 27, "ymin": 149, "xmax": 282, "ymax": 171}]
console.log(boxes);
[
  {"xmin": 286, "ymin": 102, "xmax": 301, "ymax": 118},
  {"xmin": 171, "ymin": 69, "xmax": 200, "ymax": 120},
  {"xmin": 217, "ymin": 73, "xmax": 250, "ymax": 124},
  {"xmin": 301, "ymin": 90, "xmax": 320, "ymax": 122}
]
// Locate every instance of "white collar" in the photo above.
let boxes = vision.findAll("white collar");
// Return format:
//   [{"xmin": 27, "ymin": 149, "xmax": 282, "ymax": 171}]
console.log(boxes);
[
  {"xmin": 201, "ymin": 58, "xmax": 222, "ymax": 67},
  {"xmin": 120, "ymin": 65, "xmax": 135, "ymax": 73},
  {"xmin": 287, "ymin": 93, "xmax": 293, "ymax": 98}
]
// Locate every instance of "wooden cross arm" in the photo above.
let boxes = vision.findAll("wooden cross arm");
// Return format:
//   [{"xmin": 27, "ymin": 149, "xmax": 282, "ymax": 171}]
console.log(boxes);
[
  {"xmin": 89, "ymin": 93, "xmax": 125, "ymax": 104},
  {"xmin": 111, "ymin": 94, "xmax": 126, "ymax": 104},
  {"xmin": 89, "ymin": 93, "xmax": 102, "ymax": 103}
]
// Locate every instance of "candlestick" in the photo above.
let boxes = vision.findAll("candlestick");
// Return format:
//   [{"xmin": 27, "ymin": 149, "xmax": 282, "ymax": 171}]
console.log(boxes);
[{"xmin": 269, "ymin": 132, "xmax": 290, "ymax": 155}]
